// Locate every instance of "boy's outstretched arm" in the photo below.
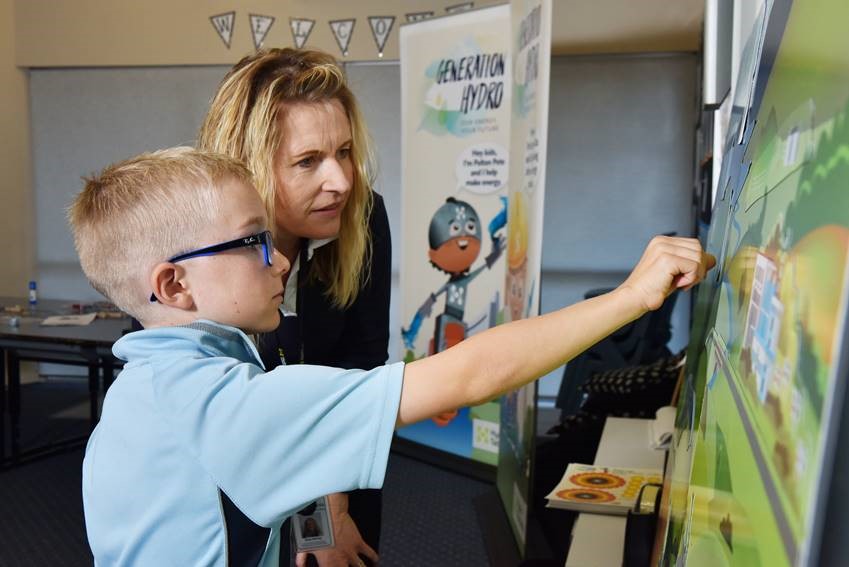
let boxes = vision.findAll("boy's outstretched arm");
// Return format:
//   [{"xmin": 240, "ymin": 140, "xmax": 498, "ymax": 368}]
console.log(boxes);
[{"xmin": 396, "ymin": 236, "xmax": 715, "ymax": 427}]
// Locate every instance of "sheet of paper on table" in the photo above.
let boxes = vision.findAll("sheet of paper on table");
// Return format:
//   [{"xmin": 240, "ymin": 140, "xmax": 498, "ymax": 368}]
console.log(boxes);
[{"xmin": 41, "ymin": 313, "xmax": 97, "ymax": 326}]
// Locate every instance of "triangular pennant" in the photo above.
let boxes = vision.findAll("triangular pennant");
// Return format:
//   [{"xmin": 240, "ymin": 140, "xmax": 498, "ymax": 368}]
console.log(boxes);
[
  {"xmin": 445, "ymin": 2, "xmax": 474, "ymax": 14},
  {"xmin": 405, "ymin": 11, "xmax": 434, "ymax": 23},
  {"xmin": 367, "ymin": 16, "xmax": 395, "ymax": 57},
  {"xmin": 289, "ymin": 18, "xmax": 315, "ymax": 49},
  {"xmin": 210, "ymin": 12, "xmax": 235, "ymax": 49},
  {"xmin": 328, "ymin": 19, "xmax": 355, "ymax": 57},
  {"xmin": 249, "ymin": 14, "xmax": 275, "ymax": 50}
]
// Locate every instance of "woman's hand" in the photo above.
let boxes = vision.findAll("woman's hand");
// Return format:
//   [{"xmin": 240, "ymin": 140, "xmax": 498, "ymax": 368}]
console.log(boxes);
[
  {"xmin": 617, "ymin": 235, "xmax": 716, "ymax": 312},
  {"xmin": 296, "ymin": 493, "xmax": 378, "ymax": 567}
]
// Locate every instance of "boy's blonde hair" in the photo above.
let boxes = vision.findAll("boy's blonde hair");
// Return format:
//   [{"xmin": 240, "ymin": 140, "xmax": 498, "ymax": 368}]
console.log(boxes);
[
  {"xmin": 68, "ymin": 147, "xmax": 254, "ymax": 322},
  {"xmin": 198, "ymin": 47, "xmax": 376, "ymax": 308}
]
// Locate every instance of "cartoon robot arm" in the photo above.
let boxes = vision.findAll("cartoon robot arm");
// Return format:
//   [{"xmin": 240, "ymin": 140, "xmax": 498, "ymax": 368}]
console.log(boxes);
[
  {"xmin": 401, "ymin": 285, "xmax": 446, "ymax": 349},
  {"xmin": 484, "ymin": 196, "xmax": 508, "ymax": 268},
  {"xmin": 484, "ymin": 238, "xmax": 506, "ymax": 268},
  {"xmin": 488, "ymin": 196, "xmax": 508, "ymax": 240}
]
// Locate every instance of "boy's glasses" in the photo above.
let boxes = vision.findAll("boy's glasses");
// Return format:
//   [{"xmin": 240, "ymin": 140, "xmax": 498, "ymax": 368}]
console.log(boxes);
[{"xmin": 149, "ymin": 230, "xmax": 274, "ymax": 302}]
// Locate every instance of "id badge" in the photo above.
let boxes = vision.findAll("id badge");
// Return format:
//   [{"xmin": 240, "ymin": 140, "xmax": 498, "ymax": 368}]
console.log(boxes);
[{"xmin": 291, "ymin": 496, "xmax": 335, "ymax": 553}]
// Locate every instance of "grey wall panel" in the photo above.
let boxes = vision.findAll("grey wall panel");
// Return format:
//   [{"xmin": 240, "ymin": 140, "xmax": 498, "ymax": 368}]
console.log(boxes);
[
  {"xmin": 543, "ymin": 54, "xmax": 697, "ymax": 272},
  {"xmin": 31, "ymin": 66, "xmax": 230, "ymax": 300},
  {"xmin": 344, "ymin": 62, "xmax": 403, "ymax": 362},
  {"xmin": 28, "ymin": 62, "xmax": 408, "ymax": 360},
  {"xmin": 534, "ymin": 54, "xmax": 697, "ymax": 400}
]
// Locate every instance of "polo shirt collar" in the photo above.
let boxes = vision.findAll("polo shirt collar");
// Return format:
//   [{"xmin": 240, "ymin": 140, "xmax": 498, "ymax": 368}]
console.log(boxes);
[{"xmin": 113, "ymin": 320, "xmax": 266, "ymax": 370}]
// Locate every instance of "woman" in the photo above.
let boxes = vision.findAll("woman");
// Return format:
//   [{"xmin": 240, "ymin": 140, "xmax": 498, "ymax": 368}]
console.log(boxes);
[{"xmin": 198, "ymin": 48, "xmax": 391, "ymax": 567}]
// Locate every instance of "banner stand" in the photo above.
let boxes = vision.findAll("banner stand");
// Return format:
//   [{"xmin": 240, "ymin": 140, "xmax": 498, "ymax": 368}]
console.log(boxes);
[
  {"xmin": 474, "ymin": 489, "xmax": 554, "ymax": 566},
  {"xmin": 398, "ymin": 3, "xmax": 511, "ymax": 474},
  {"xmin": 473, "ymin": 490, "xmax": 521, "ymax": 567}
]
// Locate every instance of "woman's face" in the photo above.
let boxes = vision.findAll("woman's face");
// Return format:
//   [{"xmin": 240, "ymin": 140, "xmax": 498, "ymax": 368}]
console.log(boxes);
[{"xmin": 273, "ymin": 99, "xmax": 354, "ymax": 250}]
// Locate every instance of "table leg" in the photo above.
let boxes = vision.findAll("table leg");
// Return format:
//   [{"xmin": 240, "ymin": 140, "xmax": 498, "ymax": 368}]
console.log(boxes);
[
  {"xmin": 0, "ymin": 346, "xmax": 6, "ymax": 463},
  {"xmin": 102, "ymin": 357, "xmax": 115, "ymax": 394},
  {"xmin": 8, "ymin": 350, "xmax": 20, "ymax": 462},
  {"xmin": 88, "ymin": 363, "xmax": 99, "ymax": 430}
]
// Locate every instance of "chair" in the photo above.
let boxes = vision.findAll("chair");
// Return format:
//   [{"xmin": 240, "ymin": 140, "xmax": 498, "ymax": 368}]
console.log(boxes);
[{"xmin": 555, "ymin": 288, "xmax": 678, "ymax": 420}]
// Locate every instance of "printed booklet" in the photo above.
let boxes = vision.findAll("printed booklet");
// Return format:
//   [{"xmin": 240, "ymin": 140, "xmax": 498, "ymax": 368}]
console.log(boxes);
[{"xmin": 545, "ymin": 463, "xmax": 662, "ymax": 515}]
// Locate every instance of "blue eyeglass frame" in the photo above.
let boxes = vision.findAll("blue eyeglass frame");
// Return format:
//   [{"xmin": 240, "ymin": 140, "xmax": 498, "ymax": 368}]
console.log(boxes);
[{"xmin": 149, "ymin": 230, "xmax": 274, "ymax": 302}]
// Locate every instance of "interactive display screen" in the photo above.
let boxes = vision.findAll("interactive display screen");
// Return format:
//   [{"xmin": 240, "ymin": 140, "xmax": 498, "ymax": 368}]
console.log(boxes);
[{"xmin": 658, "ymin": 1, "xmax": 849, "ymax": 565}]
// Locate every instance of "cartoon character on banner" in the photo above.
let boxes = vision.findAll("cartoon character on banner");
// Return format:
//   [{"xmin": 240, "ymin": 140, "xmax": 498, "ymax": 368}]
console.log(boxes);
[
  {"xmin": 501, "ymin": 192, "xmax": 535, "ymax": 457},
  {"xmin": 505, "ymin": 191, "xmax": 532, "ymax": 323},
  {"xmin": 402, "ymin": 196, "xmax": 507, "ymax": 426}
]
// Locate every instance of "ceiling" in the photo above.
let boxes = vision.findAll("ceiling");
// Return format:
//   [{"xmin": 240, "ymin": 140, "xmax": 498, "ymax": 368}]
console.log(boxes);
[{"xmin": 550, "ymin": 0, "xmax": 704, "ymax": 55}]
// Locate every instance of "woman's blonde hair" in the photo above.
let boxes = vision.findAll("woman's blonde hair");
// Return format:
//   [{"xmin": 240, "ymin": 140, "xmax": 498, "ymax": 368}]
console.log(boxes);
[{"xmin": 198, "ymin": 48, "xmax": 376, "ymax": 308}]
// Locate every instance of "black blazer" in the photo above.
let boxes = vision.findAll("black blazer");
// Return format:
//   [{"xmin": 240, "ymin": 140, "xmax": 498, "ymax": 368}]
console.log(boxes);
[{"xmin": 258, "ymin": 192, "xmax": 392, "ymax": 371}]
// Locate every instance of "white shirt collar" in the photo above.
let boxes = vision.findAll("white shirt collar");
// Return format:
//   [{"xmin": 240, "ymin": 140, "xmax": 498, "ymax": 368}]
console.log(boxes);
[{"xmin": 280, "ymin": 237, "xmax": 336, "ymax": 315}]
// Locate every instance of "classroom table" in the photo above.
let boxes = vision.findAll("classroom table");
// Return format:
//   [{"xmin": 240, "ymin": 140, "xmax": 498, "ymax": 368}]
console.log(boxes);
[{"xmin": 0, "ymin": 297, "xmax": 131, "ymax": 467}]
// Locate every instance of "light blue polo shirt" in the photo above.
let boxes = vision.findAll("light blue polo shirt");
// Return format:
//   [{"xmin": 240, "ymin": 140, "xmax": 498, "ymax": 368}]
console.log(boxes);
[{"xmin": 82, "ymin": 321, "xmax": 404, "ymax": 566}]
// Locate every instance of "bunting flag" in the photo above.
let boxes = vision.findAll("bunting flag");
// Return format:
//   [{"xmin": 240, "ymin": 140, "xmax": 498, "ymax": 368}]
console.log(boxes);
[
  {"xmin": 328, "ymin": 19, "xmax": 356, "ymax": 57},
  {"xmin": 405, "ymin": 11, "xmax": 434, "ymax": 23},
  {"xmin": 210, "ymin": 12, "xmax": 236, "ymax": 49},
  {"xmin": 368, "ymin": 16, "xmax": 395, "ymax": 57},
  {"xmin": 289, "ymin": 17, "xmax": 315, "ymax": 49},
  {"xmin": 446, "ymin": 2, "xmax": 474, "ymax": 14},
  {"xmin": 249, "ymin": 14, "xmax": 275, "ymax": 50}
]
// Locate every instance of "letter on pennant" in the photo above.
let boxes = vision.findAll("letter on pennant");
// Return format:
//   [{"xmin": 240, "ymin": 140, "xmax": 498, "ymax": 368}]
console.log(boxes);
[
  {"xmin": 249, "ymin": 14, "xmax": 275, "ymax": 50},
  {"xmin": 368, "ymin": 16, "xmax": 395, "ymax": 57},
  {"xmin": 289, "ymin": 18, "xmax": 315, "ymax": 49},
  {"xmin": 329, "ymin": 19, "xmax": 356, "ymax": 57},
  {"xmin": 210, "ymin": 12, "xmax": 236, "ymax": 49}
]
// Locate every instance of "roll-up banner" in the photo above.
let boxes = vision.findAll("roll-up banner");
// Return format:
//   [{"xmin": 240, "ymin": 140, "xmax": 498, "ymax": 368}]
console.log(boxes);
[
  {"xmin": 497, "ymin": 0, "xmax": 551, "ymax": 555},
  {"xmin": 398, "ymin": 4, "xmax": 511, "ymax": 466}
]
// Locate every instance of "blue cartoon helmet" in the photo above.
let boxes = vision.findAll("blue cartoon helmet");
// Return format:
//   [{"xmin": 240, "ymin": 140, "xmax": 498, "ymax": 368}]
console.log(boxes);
[{"xmin": 428, "ymin": 197, "xmax": 482, "ymax": 249}]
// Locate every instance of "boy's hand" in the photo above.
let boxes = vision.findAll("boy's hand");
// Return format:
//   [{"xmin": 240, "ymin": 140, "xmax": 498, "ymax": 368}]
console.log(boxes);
[{"xmin": 618, "ymin": 236, "xmax": 716, "ymax": 312}]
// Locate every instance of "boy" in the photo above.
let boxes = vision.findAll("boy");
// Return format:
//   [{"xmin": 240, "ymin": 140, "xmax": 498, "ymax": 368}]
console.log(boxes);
[{"xmin": 70, "ymin": 147, "xmax": 713, "ymax": 566}]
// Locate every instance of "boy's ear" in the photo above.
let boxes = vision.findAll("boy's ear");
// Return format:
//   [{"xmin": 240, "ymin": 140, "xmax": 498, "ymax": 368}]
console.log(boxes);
[{"xmin": 150, "ymin": 262, "xmax": 194, "ymax": 309}]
